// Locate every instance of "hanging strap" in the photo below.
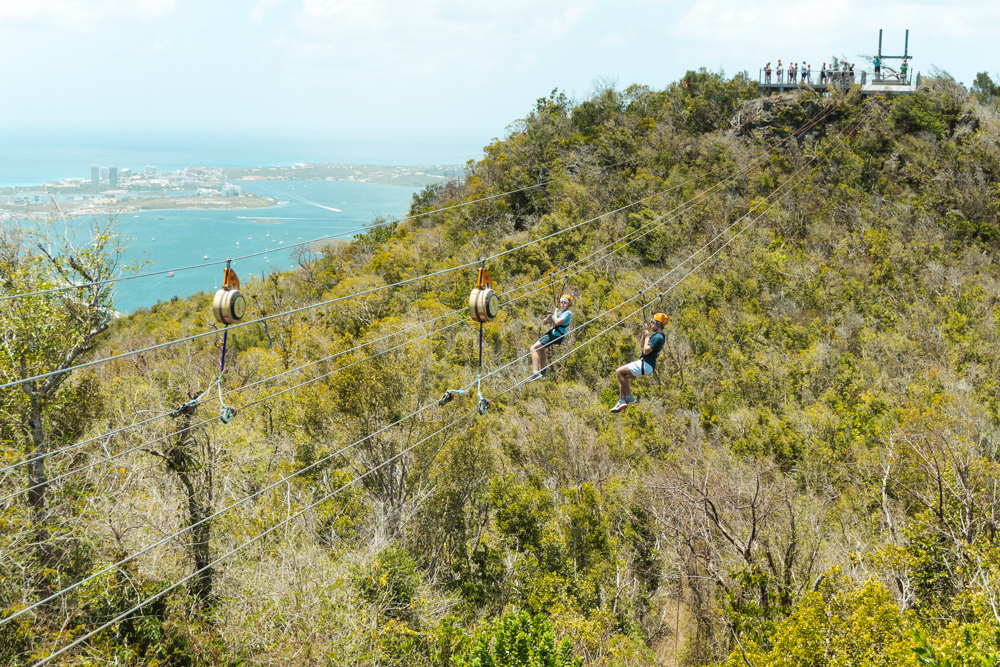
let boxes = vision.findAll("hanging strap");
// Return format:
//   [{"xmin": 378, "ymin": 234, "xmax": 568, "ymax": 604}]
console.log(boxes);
[
  {"xmin": 220, "ymin": 325, "xmax": 229, "ymax": 372},
  {"xmin": 476, "ymin": 321, "xmax": 489, "ymax": 414}
]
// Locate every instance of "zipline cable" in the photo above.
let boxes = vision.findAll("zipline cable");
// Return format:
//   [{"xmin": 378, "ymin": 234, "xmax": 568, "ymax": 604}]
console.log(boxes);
[
  {"xmin": 1, "ymin": 236, "xmax": 616, "ymax": 485},
  {"xmin": 22, "ymin": 145, "xmax": 832, "ymax": 661},
  {"xmin": 0, "ymin": 100, "xmax": 844, "ymax": 479},
  {"xmin": 451, "ymin": 99, "xmax": 884, "ymax": 393},
  {"xmin": 9, "ymin": 100, "xmax": 878, "ymax": 642},
  {"xmin": 2, "ymin": 99, "xmax": 844, "ymax": 390},
  {"xmin": 0, "ymin": 136, "xmax": 794, "ymax": 483},
  {"xmin": 2, "ymin": 351, "xmax": 493, "ymax": 627},
  {"xmin": 0, "ymin": 168, "xmax": 745, "ymax": 391},
  {"xmin": 27, "ymin": 405, "xmax": 480, "ymax": 667},
  {"xmin": 0, "ymin": 99, "xmax": 851, "ymax": 500}
]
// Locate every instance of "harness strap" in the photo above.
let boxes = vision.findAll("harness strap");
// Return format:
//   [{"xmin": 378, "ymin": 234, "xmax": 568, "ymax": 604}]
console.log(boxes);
[
  {"xmin": 476, "ymin": 321, "xmax": 489, "ymax": 414},
  {"xmin": 220, "ymin": 325, "xmax": 229, "ymax": 372}
]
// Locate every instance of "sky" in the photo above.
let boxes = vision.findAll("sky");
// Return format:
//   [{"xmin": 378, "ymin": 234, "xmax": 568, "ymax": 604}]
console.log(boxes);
[{"xmin": 1, "ymin": 0, "xmax": 998, "ymax": 161}]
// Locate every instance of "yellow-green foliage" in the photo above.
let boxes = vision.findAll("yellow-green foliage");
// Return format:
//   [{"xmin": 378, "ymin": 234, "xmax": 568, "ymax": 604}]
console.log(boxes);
[{"xmin": 5, "ymin": 70, "xmax": 1000, "ymax": 666}]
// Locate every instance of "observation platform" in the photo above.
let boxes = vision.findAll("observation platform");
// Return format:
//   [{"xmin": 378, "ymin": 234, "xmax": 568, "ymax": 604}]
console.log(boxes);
[{"xmin": 757, "ymin": 70, "xmax": 919, "ymax": 96}]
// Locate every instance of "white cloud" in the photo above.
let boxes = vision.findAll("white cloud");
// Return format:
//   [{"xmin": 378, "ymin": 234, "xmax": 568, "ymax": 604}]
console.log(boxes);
[{"xmin": 0, "ymin": 0, "xmax": 175, "ymax": 32}]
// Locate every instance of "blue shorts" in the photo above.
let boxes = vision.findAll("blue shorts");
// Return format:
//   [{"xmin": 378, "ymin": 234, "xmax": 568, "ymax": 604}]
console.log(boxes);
[{"xmin": 537, "ymin": 332, "xmax": 565, "ymax": 348}]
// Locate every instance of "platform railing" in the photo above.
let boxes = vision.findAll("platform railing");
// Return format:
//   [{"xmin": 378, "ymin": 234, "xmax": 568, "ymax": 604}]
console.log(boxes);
[{"xmin": 758, "ymin": 68, "xmax": 914, "ymax": 88}]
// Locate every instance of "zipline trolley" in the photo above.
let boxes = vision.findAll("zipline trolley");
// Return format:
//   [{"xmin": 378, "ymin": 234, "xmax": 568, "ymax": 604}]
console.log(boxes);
[
  {"xmin": 172, "ymin": 259, "xmax": 245, "ymax": 424},
  {"xmin": 440, "ymin": 263, "xmax": 499, "ymax": 415}
]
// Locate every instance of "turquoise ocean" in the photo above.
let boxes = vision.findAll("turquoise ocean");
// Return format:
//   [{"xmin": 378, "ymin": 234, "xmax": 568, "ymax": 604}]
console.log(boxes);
[
  {"xmin": 108, "ymin": 179, "xmax": 419, "ymax": 313},
  {"xmin": 0, "ymin": 132, "xmax": 485, "ymax": 312}
]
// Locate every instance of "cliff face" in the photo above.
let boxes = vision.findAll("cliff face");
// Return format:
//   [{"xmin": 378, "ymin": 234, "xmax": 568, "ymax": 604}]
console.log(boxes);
[{"xmin": 5, "ymin": 71, "xmax": 1000, "ymax": 667}]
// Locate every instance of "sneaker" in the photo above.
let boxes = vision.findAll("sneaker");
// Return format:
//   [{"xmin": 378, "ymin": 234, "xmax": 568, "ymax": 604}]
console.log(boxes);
[
  {"xmin": 610, "ymin": 399, "xmax": 629, "ymax": 413},
  {"xmin": 624, "ymin": 395, "xmax": 637, "ymax": 405},
  {"xmin": 527, "ymin": 372, "xmax": 543, "ymax": 383}
]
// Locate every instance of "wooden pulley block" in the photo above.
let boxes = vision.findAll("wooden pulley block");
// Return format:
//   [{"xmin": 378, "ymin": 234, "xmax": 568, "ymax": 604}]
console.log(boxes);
[
  {"xmin": 212, "ymin": 288, "xmax": 246, "ymax": 324},
  {"xmin": 469, "ymin": 265, "xmax": 500, "ymax": 322},
  {"xmin": 212, "ymin": 262, "xmax": 246, "ymax": 324},
  {"xmin": 469, "ymin": 287, "xmax": 500, "ymax": 322}
]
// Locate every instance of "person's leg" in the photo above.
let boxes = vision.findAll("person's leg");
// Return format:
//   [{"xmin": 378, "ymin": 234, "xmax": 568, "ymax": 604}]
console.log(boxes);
[
  {"xmin": 616, "ymin": 365, "xmax": 632, "ymax": 398},
  {"xmin": 530, "ymin": 341, "xmax": 543, "ymax": 373},
  {"xmin": 537, "ymin": 346, "xmax": 548, "ymax": 373}
]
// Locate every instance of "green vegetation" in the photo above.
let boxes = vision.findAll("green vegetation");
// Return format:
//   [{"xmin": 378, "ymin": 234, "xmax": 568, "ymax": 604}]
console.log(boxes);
[{"xmin": 4, "ymin": 70, "xmax": 1000, "ymax": 666}]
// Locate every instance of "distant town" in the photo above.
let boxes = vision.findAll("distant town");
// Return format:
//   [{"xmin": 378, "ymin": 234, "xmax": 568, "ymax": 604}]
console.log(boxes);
[
  {"xmin": 222, "ymin": 162, "xmax": 462, "ymax": 186},
  {"xmin": 0, "ymin": 162, "xmax": 463, "ymax": 221}
]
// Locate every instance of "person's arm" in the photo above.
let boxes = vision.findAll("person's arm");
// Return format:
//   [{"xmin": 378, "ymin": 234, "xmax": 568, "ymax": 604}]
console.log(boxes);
[
  {"xmin": 638, "ymin": 325, "xmax": 651, "ymax": 353},
  {"xmin": 552, "ymin": 311, "xmax": 568, "ymax": 326},
  {"xmin": 641, "ymin": 335, "xmax": 654, "ymax": 355},
  {"xmin": 640, "ymin": 330, "xmax": 661, "ymax": 355}
]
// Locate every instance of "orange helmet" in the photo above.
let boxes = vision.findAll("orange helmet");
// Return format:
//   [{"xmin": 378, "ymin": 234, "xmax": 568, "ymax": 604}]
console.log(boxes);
[
  {"xmin": 559, "ymin": 294, "xmax": 573, "ymax": 304},
  {"xmin": 652, "ymin": 313, "xmax": 669, "ymax": 326}
]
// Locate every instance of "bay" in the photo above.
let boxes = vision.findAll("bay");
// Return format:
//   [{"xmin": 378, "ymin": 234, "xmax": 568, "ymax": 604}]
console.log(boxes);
[{"xmin": 110, "ymin": 179, "xmax": 419, "ymax": 313}]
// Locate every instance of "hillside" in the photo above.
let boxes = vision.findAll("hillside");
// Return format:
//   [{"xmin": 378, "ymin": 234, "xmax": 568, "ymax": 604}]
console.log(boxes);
[{"xmin": 4, "ymin": 69, "xmax": 1000, "ymax": 666}]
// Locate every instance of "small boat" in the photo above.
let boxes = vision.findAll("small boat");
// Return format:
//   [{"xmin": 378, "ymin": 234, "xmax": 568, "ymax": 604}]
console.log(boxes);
[
  {"xmin": 166, "ymin": 271, "xmax": 174, "ymax": 277},
  {"xmin": 159, "ymin": 217, "xmax": 165, "ymax": 220},
  {"xmin": 152, "ymin": 237, "xmax": 156, "ymax": 241},
  {"xmin": 204, "ymin": 255, "xmax": 209, "ymax": 259},
  {"xmin": 134, "ymin": 215, "xmax": 139, "ymax": 218},
  {"xmin": 279, "ymin": 241, "xmax": 283, "ymax": 245}
]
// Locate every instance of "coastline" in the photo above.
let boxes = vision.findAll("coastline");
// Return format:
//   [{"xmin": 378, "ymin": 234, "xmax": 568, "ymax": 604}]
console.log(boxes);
[
  {"xmin": 1, "ymin": 162, "xmax": 462, "ymax": 222},
  {"xmin": 1, "ymin": 193, "xmax": 276, "ymax": 222}
]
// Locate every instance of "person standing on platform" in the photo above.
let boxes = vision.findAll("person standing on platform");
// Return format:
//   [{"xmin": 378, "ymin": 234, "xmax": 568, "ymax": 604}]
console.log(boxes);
[
  {"xmin": 765, "ymin": 62, "xmax": 772, "ymax": 83},
  {"xmin": 803, "ymin": 63, "xmax": 811, "ymax": 84},
  {"xmin": 873, "ymin": 55, "xmax": 882, "ymax": 78},
  {"xmin": 900, "ymin": 58, "xmax": 908, "ymax": 82},
  {"xmin": 777, "ymin": 59, "xmax": 783, "ymax": 83},
  {"xmin": 788, "ymin": 62, "xmax": 796, "ymax": 83},
  {"xmin": 820, "ymin": 62, "xmax": 827, "ymax": 85},
  {"xmin": 849, "ymin": 63, "xmax": 855, "ymax": 84}
]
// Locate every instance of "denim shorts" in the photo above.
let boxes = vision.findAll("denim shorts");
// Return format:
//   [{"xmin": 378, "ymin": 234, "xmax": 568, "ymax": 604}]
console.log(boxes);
[{"xmin": 537, "ymin": 332, "xmax": 565, "ymax": 348}]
